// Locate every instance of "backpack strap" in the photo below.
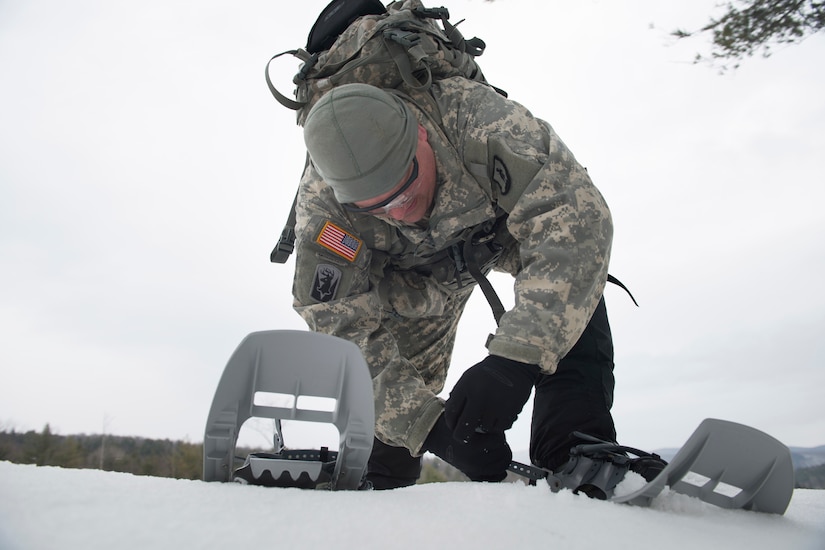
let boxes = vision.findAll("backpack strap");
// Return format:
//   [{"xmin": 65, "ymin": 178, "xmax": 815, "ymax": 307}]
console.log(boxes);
[
  {"xmin": 419, "ymin": 7, "xmax": 487, "ymax": 57},
  {"xmin": 265, "ymin": 50, "xmax": 318, "ymax": 111},
  {"xmin": 463, "ymin": 220, "xmax": 507, "ymax": 324},
  {"xmin": 271, "ymin": 155, "xmax": 312, "ymax": 264},
  {"xmin": 382, "ymin": 30, "xmax": 432, "ymax": 90},
  {"xmin": 271, "ymin": 189, "xmax": 299, "ymax": 264}
]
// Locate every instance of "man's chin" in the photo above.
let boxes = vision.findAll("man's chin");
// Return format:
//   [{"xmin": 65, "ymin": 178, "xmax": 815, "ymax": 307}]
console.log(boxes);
[{"xmin": 396, "ymin": 201, "xmax": 424, "ymax": 224}]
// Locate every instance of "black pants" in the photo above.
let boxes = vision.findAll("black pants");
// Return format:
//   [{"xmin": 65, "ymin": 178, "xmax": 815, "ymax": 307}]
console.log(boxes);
[
  {"xmin": 366, "ymin": 438, "xmax": 422, "ymax": 490},
  {"xmin": 366, "ymin": 297, "xmax": 616, "ymax": 488},
  {"xmin": 529, "ymin": 297, "xmax": 616, "ymax": 471}
]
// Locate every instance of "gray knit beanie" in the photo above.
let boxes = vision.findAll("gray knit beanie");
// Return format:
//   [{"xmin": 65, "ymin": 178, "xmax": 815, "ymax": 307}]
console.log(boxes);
[{"xmin": 303, "ymin": 84, "xmax": 418, "ymax": 204}]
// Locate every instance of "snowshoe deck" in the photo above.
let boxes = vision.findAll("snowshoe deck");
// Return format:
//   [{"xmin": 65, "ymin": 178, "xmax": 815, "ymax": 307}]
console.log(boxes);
[
  {"xmin": 611, "ymin": 418, "xmax": 794, "ymax": 513},
  {"xmin": 509, "ymin": 418, "xmax": 794, "ymax": 514}
]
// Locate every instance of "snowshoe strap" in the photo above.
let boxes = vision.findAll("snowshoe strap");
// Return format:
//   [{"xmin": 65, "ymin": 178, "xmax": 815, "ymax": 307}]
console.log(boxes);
[
  {"xmin": 550, "ymin": 433, "xmax": 667, "ymax": 499},
  {"xmin": 508, "ymin": 455, "xmax": 639, "ymax": 499},
  {"xmin": 549, "ymin": 453, "xmax": 631, "ymax": 500},
  {"xmin": 508, "ymin": 432, "xmax": 667, "ymax": 500},
  {"xmin": 507, "ymin": 461, "xmax": 551, "ymax": 483}
]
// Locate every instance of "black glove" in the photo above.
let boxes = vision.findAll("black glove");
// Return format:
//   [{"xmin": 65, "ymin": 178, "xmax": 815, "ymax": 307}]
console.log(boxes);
[
  {"xmin": 444, "ymin": 355, "xmax": 541, "ymax": 444},
  {"xmin": 423, "ymin": 414, "xmax": 511, "ymax": 481}
]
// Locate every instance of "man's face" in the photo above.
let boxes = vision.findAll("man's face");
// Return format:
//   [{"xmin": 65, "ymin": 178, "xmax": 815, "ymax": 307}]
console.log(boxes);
[{"xmin": 349, "ymin": 124, "xmax": 437, "ymax": 225}]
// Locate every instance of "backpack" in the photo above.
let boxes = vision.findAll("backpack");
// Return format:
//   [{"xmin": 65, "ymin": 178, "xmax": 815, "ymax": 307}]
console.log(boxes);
[
  {"xmin": 266, "ymin": 0, "xmax": 497, "ymax": 128},
  {"xmin": 266, "ymin": 1, "xmax": 639, "ymax": 318},
  {"xmin": 267, "ymin": 0, "xmax": 501, "ymax": 264}
]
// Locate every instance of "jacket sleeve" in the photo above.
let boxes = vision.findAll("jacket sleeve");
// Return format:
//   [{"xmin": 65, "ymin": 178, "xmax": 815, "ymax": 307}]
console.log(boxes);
[
  {"xmin": 441, "ymin": 79, "xmax": 613, "ymax": 373},
  {"xmin": 291, "ymin": 163, "xmax": 445, "ymax": 454}
]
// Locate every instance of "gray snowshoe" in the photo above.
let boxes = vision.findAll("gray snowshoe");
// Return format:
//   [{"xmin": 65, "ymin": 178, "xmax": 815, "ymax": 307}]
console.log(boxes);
[
  {"xmin": 611, "ymin": 418, "xmax": 794, "ymax": 514},
  {"xmin": 508, "ymin": 418, "xmax": 795, "ymax": 514},
  {"xmin": 203, "ymin": 330, "xmax": 375, "ymax": 490}
]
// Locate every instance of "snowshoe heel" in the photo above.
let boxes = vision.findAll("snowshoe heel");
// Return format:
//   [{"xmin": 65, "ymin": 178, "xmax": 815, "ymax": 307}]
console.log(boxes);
[
  {"xmin": 203, "ymin": 330, "xmax": 375, "ymax": 491},
  {"xmin": 232, "ymin": 449, "xmax": 338, "ymax": 489}
]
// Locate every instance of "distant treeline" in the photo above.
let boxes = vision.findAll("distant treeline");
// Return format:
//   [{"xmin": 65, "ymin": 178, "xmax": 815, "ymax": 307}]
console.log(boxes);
[
  {"xmin": 1, "ymin": 425, "xmax": 820, "ymax": 488},
  {"xmin": 0, "ymin": 425, "xmax": 203, "ymax": 479},
  {"xmin": 795, "ymin": 464, "xmax": 825, "ymax": 489},
  {"xmin": 0, "ymin": 425, "xmax": 465, "ymax": 483}
]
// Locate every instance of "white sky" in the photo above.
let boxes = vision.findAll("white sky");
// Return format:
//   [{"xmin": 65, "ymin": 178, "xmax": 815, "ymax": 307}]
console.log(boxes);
[{"xmin": 1, "ymin": 0, "xmax": 824, "ymax": 452}]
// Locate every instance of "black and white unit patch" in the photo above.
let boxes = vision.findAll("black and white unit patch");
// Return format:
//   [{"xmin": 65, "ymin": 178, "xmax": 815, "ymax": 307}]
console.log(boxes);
[
  {"xmin": 310, "ymin": 263, "xmax": 342, "ymax": 303},
  {"xmin": 492, "ymin": 155, "xmax": 511, "ymax": 196}
]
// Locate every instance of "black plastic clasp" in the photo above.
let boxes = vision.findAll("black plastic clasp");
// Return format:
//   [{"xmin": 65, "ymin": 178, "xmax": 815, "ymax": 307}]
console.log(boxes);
[
  {"xmin": 383, "ymin": 28, "xmax": 421, "ymax": 48},
  {"xmin": 294, "ymin": 52, "xmax": 320, "ymax": 84},
  {"xmin": 412, "ymin": 7, "xmax": 450, "ymax": 20},
  {"xmin": 270, "ymin": 227, "xmax": 296, "ymax": 263}
]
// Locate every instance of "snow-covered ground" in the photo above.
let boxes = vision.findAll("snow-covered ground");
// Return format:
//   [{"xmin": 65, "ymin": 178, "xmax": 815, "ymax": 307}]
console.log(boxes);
[{"xmin": 1, "ymin": 461, "xmax": 822, "ymax": 550}]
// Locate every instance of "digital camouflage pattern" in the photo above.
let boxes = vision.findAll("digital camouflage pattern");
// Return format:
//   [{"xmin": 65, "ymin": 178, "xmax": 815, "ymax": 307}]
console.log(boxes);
[
  {"xmin": 292, "ymin": 77, "xmax": 613, "ymax": 455},
  {"xmin": 288, "ymin": 0, "xmax": 489, "ymax": 127}
]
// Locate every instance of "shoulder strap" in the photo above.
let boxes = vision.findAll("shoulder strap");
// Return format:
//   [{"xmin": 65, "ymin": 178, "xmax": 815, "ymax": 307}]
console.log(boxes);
[
  {"xmin": 463, "ymin": 221, "xmax": 506, "ymax": 324},
  {"xmin": 265, "ymin": 50, "xmax": 318, "ymax": 111},
  {"xmin": 271, "ymin": 189, "xmax": 299, "ymax": 264},
  {"xmin": 271, "ymin": 154, "xmax": 312, "ymax": 264}
]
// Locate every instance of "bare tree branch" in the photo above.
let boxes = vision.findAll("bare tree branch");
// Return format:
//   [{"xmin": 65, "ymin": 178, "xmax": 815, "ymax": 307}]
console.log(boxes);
[{"xmin": 673, "ymin": 0, "xmax": 825, "ymax": 71}]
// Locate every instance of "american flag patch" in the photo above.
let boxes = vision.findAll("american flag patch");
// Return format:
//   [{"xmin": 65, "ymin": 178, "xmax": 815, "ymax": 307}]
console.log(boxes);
[{"xmin": 316, "ymin": 221, "xmax": 362, "ymax": 262}]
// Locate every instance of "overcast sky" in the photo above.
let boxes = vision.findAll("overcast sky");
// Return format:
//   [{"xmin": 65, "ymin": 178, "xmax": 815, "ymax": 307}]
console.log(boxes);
[{"xmin": 1, "ymin": 0, "xmax": 823, "ymax": 454}]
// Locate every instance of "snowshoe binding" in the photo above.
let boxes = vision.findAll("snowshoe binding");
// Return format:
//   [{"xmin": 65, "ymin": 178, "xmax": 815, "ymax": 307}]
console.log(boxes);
[{"xmin": 547, "ymin": 432, "xmax": 668, "ymax": 500}]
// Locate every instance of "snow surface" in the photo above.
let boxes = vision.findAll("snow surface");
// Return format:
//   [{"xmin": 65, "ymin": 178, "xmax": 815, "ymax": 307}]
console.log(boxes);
[{"xmin": 1, "ymin": 461, "xmax": 823, "ymax": 550}]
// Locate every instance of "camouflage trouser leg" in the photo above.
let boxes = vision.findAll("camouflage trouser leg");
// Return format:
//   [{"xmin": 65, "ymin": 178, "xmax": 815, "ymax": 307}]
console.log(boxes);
[
  {"xmin": 529, "ymin": 297, "xmax": 617, "ymax": 472},
  {"xmin": 372, "ymin": 288, "xmax": 475, "ymax": 444},
  {"xmin": 382, "ymin": 289, "xmax": 474, "ymax": 395}
]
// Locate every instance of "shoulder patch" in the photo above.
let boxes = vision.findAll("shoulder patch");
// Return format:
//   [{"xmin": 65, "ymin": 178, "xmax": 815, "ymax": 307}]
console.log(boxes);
[
  {"xmin": 310, "ymin": 264, "xmax": 342, "ymax": 303},
  {"xmin": 316, "ymin": 221, "xmax": 362, "ymax": 262},
  {"xmin": 492, "ymin": 155, "xmax": 512, "ymax": 196}
]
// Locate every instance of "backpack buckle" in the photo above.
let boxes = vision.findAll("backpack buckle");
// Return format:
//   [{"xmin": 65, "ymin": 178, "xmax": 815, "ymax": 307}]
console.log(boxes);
[
  {"xmin": 383, "ymin": 28, "xmax": 421, "ymax": 48},
  {"xmin": 412, "ymin": 7, "xmax": 450, "ymax": 20},
  {"xmin": 270, "ymin": 227, "xmax": 296, "ymax": 264}
]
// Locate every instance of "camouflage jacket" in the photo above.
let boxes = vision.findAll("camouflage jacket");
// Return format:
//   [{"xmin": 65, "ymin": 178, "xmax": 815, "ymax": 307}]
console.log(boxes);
[{"xmin": 291, "ymin": 77, "xmax": 613, "ymax": 454}]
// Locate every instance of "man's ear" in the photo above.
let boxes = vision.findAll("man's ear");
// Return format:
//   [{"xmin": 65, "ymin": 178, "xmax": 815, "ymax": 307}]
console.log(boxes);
[{"xmin": 418, "ymin": 123, "xmax": 428, "ymax": 142}]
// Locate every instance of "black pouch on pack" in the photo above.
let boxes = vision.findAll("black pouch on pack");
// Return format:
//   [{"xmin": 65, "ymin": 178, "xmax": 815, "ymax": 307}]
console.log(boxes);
[{"xmin": 306, "ymin": 0, "xmax": 388, "ymax": 54}]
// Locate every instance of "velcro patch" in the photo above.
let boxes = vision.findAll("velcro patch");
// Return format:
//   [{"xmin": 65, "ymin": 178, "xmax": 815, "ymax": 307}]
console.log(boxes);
[
  {"xmin": 492, "ymin": 155, "xmax": 512, "ymax": 196},
  {"xmin": 316, "ymin": 221, "xmax": 362, "ymax": 262},
  {"xmin": 311, "ymin": 264, "xmax": 342, "ymax": 303}
]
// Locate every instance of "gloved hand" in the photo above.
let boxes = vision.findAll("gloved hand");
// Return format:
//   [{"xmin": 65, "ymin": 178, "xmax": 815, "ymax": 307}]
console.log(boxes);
[
  {"xmin": 423, "ymin": 414, "xmax": 511, "ymax": 481},
  {"xmin": 444, "ymin": 355, "xmax": 541, "ymax": 444}
]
